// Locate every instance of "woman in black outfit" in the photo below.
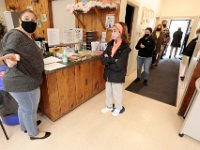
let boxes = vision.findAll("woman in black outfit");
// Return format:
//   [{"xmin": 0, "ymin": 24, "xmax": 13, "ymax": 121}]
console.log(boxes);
[
  {"xmin": 135, "ymin": 27, "xmax": 155, "ymax": 85},
  {"xmin": 101, "ymin": 22, "xmax": 131, "ymax": 116}
]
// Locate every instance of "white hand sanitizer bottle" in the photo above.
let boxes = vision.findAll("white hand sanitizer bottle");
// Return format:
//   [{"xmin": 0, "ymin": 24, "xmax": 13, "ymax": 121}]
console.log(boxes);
[{"xmin": 62, "ymin": 47, "xmax": 68, "ymax": 64}]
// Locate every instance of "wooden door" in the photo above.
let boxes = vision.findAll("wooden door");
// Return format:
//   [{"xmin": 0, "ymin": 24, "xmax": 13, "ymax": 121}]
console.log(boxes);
[
  {"xmin": 75, "ymin": 60, "xmax": 93, "ymax": 104},
  {"xmin": 44, "ymin": 72, "xmax": 61, "ymax": 121},
  {"xmin": 56, "ymin": 66, "xmax": 76, "ymax": 116},
  {"xmin": 92, "ymin": 58, "xmax": 105, "ymax": 95}
]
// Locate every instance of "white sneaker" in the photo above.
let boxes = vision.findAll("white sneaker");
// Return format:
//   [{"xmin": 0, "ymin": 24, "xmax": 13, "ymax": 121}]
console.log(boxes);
[
  {"xmin": 112, "ymin": 109, "xmax": 120, "ymax": 116},
  {"xmin": 101, "ymin": 107, "xmax": 113, "ymax": 113}
]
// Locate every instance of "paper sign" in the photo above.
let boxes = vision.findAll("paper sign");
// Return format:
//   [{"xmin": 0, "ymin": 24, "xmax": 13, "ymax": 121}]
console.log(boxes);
[
  {"xmin": 47, "ymin": 28, "xmax": 60, "ymax": 46},
  {"xmin": 105, "ymin": 14, "xmax": 115, "ymax": 29},
  {"xmin": 73, "ymin": 28, "xmax": 83, "ymax": 43},
  {"xmin": 63, "ymin": 29, "xmax": 74, "ymax": 44},
  {"xmin": 41, "ymin": 14, "xmax": 47, "ymax": 22}
]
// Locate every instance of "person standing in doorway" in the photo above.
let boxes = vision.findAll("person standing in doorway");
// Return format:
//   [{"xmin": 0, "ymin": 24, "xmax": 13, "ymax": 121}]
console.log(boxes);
[
  {"xmin": 135, "ymin": 27, "xmax": 155, "ymax": 85},
  {"xmin": 1, "ymin": 9, "xmax": 51, "ymax": 140},
  {"xmin": 169, "ymin": 27, "xmax": 183, "ymax": 58},
  {"xmin": 182, "ymin": 28, "xmax": 200, "ymax": 63},
  {"xmin": 181, "ymin": 27, "xmax": 191, "ymax": 53},
  {"xmin": 179, "ymin": 28, "xmax": 200, "ymax": 80},
  {"xmin": 179, "ymin": 28, "xmax": 191, "ymax": 60},
  {"xmin": 182, "ymin": 28, "xmax": 191, "ymax": 51},
  {"xmin": 152, "ymin": 24, "xmax": 165, "ymax": 66},
  {"xmin": 101, "ymin": 22, "xmax": 131, "ymax": 116}
]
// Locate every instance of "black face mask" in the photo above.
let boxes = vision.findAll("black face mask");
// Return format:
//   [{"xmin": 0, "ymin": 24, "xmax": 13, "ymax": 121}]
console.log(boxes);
[
  {"xmin": 163, "ymin": 24, "xmax": 166, "ymax": 28},
  {"xmin": 144, "ymin": 34, "xmax": 150, "ymax": 37},
  {"xmin": 21, "ymin": 21, "xmax": 37, "ymax": 33},
  {"xmin": 156, "ymin": 28, "xmax": 161, "ymax": 31}
]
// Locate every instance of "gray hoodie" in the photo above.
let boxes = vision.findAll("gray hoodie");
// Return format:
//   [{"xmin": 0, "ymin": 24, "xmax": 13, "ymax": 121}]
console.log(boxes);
[{"xmin": 1, "ymin": 29, "xmax": 44, "ymax": 92}]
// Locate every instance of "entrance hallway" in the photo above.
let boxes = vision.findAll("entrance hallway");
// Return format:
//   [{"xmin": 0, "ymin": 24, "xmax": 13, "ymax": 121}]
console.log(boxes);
[{"xmin": 1, "ymin": 71, "xmax": 200, "ymax": 150}]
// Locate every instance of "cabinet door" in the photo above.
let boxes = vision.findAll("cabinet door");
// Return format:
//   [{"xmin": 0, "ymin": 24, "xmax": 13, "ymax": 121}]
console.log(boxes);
[
  {"xmin": 56, "ymin": 66, "xmax": 76, "ymax": 116},
  {"xmin": 75, "ymin": 60, "xmax": 93, "ymax": 104},
  {"xmin": 92, "ymin": 58, "xmax": 105, "ymax": 95},
  {"xmin": 41, "ymin": 66, "xmax": 76, "ymax": 121},
  {"xmin": 45, "ymin": 72, "xmax": 61, "ymax": 121},
  {"xmin": 40, "ymin": 75, "xmax": 49, "ymax": 114}
]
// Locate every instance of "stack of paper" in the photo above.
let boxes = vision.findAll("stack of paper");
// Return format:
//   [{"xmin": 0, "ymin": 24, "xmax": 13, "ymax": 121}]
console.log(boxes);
[
  {"xmin": 43, "ymin": 56, "xmax": 61, "ymax": 65},
  {"xmin": 43, "ymin": 56, "xmax": 66, "ymax": 71},
  {"xmin": 44, "ymin": 63, "xmax": 66, "ymax": 71}
]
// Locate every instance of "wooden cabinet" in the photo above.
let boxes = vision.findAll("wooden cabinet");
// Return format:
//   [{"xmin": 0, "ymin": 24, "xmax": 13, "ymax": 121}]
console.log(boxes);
[
  {"xmin": 74, "ymin": 0, "xmax": 120, "ymax": 41},
  {"xmin": 40, "ymin": 57, "xmax": 105, "ymax": 121}
]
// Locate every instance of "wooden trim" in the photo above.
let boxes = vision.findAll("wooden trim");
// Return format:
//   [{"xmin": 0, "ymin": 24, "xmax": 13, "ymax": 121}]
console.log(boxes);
[
  {"xmin": 178, "ymin": 59, "xmax": 200, "ymax": 116},
  {"xmin": 48, "ymin": 0, "xmax": 53, "ymax": 28},
  {"xmin": 94, "ymin": 7, "xmax": 106, "ymax": 30},
  {"xmin": 73, "ymin": 11, "xmax": 86, "ymax": 28}
]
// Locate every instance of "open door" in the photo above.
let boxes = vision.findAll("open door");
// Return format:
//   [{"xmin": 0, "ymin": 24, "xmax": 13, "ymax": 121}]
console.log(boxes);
[
  {"xmin": 168, "ymin": 19, "xmax": 191, "ymax": 55},
  {"xmin": 125, "ymin": 4, "xmax": 135, "ymax": 39}
]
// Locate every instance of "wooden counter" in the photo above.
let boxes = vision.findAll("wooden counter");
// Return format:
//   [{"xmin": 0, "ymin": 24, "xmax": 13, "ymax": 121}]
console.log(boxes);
[{"xmin": 39, "ymin": 56, "xmax": 105, "ymax": 121}]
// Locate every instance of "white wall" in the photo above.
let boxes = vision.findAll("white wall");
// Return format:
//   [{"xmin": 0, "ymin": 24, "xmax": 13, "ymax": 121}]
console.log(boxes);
[
  {"xmin": 52, "ymin": 0, "xmax": 75, "ymax": 29},
  {"xmin": 0, "ymin": 0, "xmax": 6, "ymax": 24},
  {"xmin": 52, "ymin": 0, "xmax": 75, "ymax": 42},
  {"xmin": 159, "ymin": 0, "xmax": 200, "ymax": 17}
]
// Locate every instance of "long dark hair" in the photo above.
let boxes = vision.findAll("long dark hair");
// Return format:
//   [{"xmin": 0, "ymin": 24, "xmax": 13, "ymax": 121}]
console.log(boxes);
[{"xmin": 118, "ymin": 22, "xmax": 130, "ymax": 45}]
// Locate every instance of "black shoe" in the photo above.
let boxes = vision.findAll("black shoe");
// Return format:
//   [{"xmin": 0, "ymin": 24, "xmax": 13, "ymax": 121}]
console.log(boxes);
[
  {"xmin": 112, "ymin": 104, "xmax": 115, "ymax": 109},
  {"xmin": 180, "ymin": 76, "xmax": 185, "ymax": 81},
  {"xmin": 36, "ymin": 120, "xmax": 42, "ymax": 126},
  {"xmin": 24, "ymin": 120, "xmax": 42, "ymax": 133},
  {"xmin": 169, "ymin": 55, "xmax": 171, "ymax": 59},
  {"xmin": 144, "ymin": 80, "xmax": 148, "ymax": 86},
  {"xmin": 30, "ymin": 132, "xmax": 51, "ymax": 140},
  {"xmin": 134, "ymin": 77, "xmax": 141, "ymax": 82},
  {"xmin": 120, "ymin": 106, "xmax": 125, "ymax": 114},
  {"xmin": 112, "ymin": 106, "xmax": 125, "ymax": 113}
]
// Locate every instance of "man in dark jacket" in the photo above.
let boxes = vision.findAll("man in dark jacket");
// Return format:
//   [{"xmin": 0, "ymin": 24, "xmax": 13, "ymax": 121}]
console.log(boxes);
[
  {"xmin": 182, "ymin": 28, "xmax": 200, "ymax": 63},
  {"xmin": 169, "ymin": 27, "xmax": 183, "ymax": 58},
  {"xmin": 180, "ymin": 28, "xmax": 200, "ymax": 80},
  {"xmin": 135, "ymin": 27, "xmax": 155, "ymax": 85}
]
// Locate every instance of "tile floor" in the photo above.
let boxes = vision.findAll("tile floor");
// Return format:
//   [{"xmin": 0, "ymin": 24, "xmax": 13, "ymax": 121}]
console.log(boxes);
[{"xmin": 1, "ymin": 70, "xmax": 200, "ymax": 150}]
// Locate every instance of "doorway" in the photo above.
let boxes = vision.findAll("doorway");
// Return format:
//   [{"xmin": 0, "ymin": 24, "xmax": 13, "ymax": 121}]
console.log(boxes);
[
  {"xmin": 124, "ymin": 2, "xmax": 138, "ymax": 75},
  {"xmin": 166, "ymin": 19, "xmax": 191, "ymax": 57},
  {"xmin": 125, "ymin": 4, "xmax": 135, "ymax": 39}
]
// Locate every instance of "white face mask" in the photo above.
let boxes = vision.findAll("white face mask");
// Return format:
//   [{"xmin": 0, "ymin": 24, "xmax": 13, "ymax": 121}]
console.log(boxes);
[{"xmin": 111, "ymin": 32, "xmax": 120, "ymax": 40}]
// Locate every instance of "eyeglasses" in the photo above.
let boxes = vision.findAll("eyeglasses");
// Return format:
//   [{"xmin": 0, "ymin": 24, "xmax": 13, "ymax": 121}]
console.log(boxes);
[{"xmin": 21, "ymin": 18, "xmax": 37, "ymax": 23}]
